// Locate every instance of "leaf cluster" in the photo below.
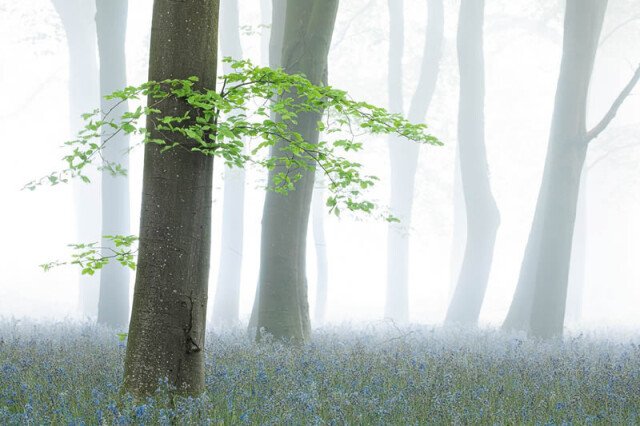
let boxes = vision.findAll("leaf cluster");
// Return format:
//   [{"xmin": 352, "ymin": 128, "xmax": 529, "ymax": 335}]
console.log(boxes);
[{"xmin": 28, "ymin": 58, "xmax": 440, "ymax": 220}]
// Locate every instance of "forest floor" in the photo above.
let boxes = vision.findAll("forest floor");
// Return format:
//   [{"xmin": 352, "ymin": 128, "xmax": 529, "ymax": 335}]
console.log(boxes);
[{"xmin": 0, "ymin": 321, "xmax": 639, "ymax": 424}]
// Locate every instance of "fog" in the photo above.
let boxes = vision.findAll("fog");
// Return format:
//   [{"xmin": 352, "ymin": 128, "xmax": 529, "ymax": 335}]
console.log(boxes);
[{"xmin": 1, "ymin": 0, "xmax": 638, "ymax": 330}]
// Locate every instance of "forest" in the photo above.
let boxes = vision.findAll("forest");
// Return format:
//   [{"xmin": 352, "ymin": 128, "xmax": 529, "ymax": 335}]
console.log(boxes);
[{"xmin": 1, "ymin": 0, "xmax": 640, "ymax": 423}]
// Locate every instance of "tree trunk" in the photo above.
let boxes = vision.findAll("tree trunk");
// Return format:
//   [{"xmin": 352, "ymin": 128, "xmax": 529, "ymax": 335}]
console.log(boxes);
[
  {"xmin": 211, "ymin": 0, "xmax": 245, "ymax": 328},
  {"xmin": 312, "ymin": 175, "xmax": 328, "ymax": 325},
  {"xmin": 260, "ymin": 0, "xmax": 271, "ymax": 66},
  {"xmin": 564, "ymin": 169, "xmax": 587, "ymax": 326},
  {"xmin": 51, "ymin": 0, "xmax": 101, "ymax": 319},
  {"xmin": 256, "ymin": 0, "xmax": 339, "ymax": 341},
  {"xmin": 95, "ymin": 0, "xmax": 131, "ymax": 330},
  {"xmin": 445, "ymin": 0, "xmax": 500, "ymax": 325},
  {"xmin": 248, "ymin": 0, "xmax": 286, "ymax": 332},
  {"xmin": 123, "ymin": 0, "xmax": 219, "ymax": 396},
  {"xmin": 385, "ymin": 0, "xmax": 444, "ymax": 323},
  {"xmin": 503, "ymin": 0, "xmax": 607, "ymax": 338}
]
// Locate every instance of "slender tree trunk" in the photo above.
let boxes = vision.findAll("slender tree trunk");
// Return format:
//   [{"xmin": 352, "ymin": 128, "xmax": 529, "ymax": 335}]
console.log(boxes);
[
  {"xmin": 256, "ymin": 0, "xmax": 339, "ymax": 341},
  {"xmin": 248, "ymin": 0, "xmax": 286, "ymax": 332},
  {"xmin": 260, "ymin": 0, "xmax": 271, "ymax": 66},
  {"xmin": 445, "ymin": 0, "xmax": 500, "ymax": 325},
  {"xmin": 51, "ymin": 0, "xmax": 101, "ymax": 319},
  {"xmin": 95, "ymin": 0, "xmax": 131, "ymax": 330},
  {"xmin": 385, "ymin": 0, "xmax": 444, "ymax": 323},
  {"xmin": 449, "ymin": 149, "xmax": 466, "ymax": 296},
  {"xmin": 123, "ymin": 0, "xmax": 219, "ymax": 396},
  {"xmin": 503, "ymin": 0, "xmax": 607, "ymax": 338},
  {"xmin": 312, "ymin": 175, "xmax": 328, "ymax": 325},
  {"xmin": 565, "ymin": 169, "xmax": 587, "ymax": 326},
  {"xmin": 211, "ymin": 0, "xmax": 245, "ymax": 328}
]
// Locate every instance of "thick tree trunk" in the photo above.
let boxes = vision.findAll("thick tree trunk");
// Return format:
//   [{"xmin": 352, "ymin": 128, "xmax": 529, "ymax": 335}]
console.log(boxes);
[
  {"xmin": 123, "ymin": 0, "xmax": 219, "ymax": 396},
  {"xmin": 256, "ymin": 0, "xmax": 338, "ymax": 341},
  {"xmin": 211, "ymin": 0, "xmax": 245, "ymax": 328},
  {"xmin": 95, "ymin": 0, "xmax": 131, "ymax": 330},
  {"xmin": 312, "ymin": 176, "xmax": 328, "ymax": 325},
  {"xmin": 503, "ymin": 0, "xmax": 607, "ymax": 338},
  {"xmin": 445, "ymin": 0, "xmax": 500, "ymax": 325},
  {"xmin": 51, "ymin": 0, "xmax": 101, "ymax": 319},
  {"xmin": 385, "ymin": 0, "xmax": 444, "ymax": 323}
]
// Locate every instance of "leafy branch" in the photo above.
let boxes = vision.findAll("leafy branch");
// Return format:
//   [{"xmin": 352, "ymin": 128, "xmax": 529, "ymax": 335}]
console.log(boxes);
[
  {"xmin": 34, "ymin": 58, "xmax": 441, "ymax": 273},
  {"xmin": 41, "ymin": 235, "xmax": 138, "ymax": 276}
]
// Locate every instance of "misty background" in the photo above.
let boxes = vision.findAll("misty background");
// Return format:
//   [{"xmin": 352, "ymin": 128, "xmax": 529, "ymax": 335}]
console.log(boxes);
[{"xmin": 0, "ymin": 0, "xmax": 638, "ymax": 328}]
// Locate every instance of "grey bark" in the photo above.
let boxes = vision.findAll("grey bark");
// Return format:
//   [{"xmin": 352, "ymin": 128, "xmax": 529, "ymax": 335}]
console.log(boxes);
[
  {"xmin": 564, "ymin": 169, "xmax": 587, "ymax": 326},
  {"xmin": 95, "ymin": 0, "xmax": 131, "ymax": 330},
  {"xmin": 248, "ymin": 0, "xmax": 286, "ymax": 332},
  {"xmin": 502, "ymin": 0, "xmax": 639, "ymax": 337},
  {"xmin": 123, "ymin": 0, "xmax": 219, "ymax": 396},
  {"xmin": 51, "ymin": 0, "xmax": 101, "ymax": 319},
  {"xmin": 445, "ymin": 0, "xmax": 500, "ymax": 325},
  {"xmin": 211, "ymin": 0, "xmax": 245, "ymax": 328},
  {"xmin": 385, "ymin": 0, "xmax": 444, "ymax": 323},
  {"xmin": 256, "ymin": 0, "xmax": 339, "ymax": 341},
  {"xmin": 312, "ymin": 176, "xmax": 328, "ymax": 325},
  {"xmin": 260, "ymin": 0, "xmax": 271, "ymax": 66}
]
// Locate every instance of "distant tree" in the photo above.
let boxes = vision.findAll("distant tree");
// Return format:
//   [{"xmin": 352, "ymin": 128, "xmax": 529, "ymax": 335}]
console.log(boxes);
[
  {"xmin": 503, "ymin": 0, "xmax": 640, "ymax": 338},
  {"xmin": 385, "ymin": 0, "xmax": 444, "ymax": 323},
  {"xmin": 255, "ymin": 0, "xmax": 339, "ymax": 342},
  {"xmin": 312, "ymin": 174, "xmax": 329, "ymax": 325},
  {"xmin": 210, "ymin": 0, "xmax": 246, "ymax": 328},
  {"xmin": 247, "ymin": 0, "xmax": 286, "ymax": 332},
  {"xmin": 445, "ymin": 0, "xmax": 500, "ymax": 326},
  {"xmin": 51, "ymin": 0, "xmax": 101, "ymax": 318},
  {"xmin": 95, "ymin": 0, "xmax": 131, "ymax": 329}
]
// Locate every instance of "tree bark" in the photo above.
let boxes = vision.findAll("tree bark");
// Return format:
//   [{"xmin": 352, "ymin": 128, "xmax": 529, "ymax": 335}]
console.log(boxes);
[
  {"xmin": 503, "ymin": 0, "xmax": 607, "ymax": 337},
  {"xmin": 564, "ymin": 169, "xmax": 587, "ymax": 326},
  {"xmin": 211, "ymin": 0, "xmax": 245, "ymax": 328},
  {"xmin": 123, "ymin": 0, "xmax": 219, "ymax": 396},
  {"xmin": 51, "ymin": 0, "xmax": 101, "ymax": 319},
  {"xmin": 248, "ymin": 0, "xmax": 286, "ymax": 332},
  {"xmin": 95, "ymin": 0, "xmax": 131, "ymax": 330},
  {"xmin": 445, "ymin": 0, "xmax": 500, "ymax": 326},
  {"xmin": 385, "ymin": 0, "xmax": 444, "ymax": 323},
  {"xmin": 256, "ymin": 0, "xmax": 339, "ymax": 341}
]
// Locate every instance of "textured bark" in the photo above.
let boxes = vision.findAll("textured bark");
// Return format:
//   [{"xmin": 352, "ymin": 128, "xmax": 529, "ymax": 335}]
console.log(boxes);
[
  {"xmin": 445, "ymin": 0, "xmax": 500, "ymax": 325},
  {"xmin": 51, "ymin": 0, "xmax": 101, "ymax": 319},
  {"xmin": 312, "ymin": 177, "xmax": 328, "ymax": 325},
  {"xmin": 385, "ymin": 0, "xmax": 444, "ymax": 323},
  {"xmin": 503, "ymin": 0, "xmax": 607, "ymax": 337},
  {"xmin": 123, "ymin": 0, "xmax": 219, "ymax": 396},
  {"xmin": 95, "ymin": 0, "xmax": 131, "ymax": 330},
  {"xmin": 256, "ymin": 0, "xmax": 339, "ymax": 341},
  {"xmin": 211, "ymin": 0, "xmax": 245, "ymax": 328}
]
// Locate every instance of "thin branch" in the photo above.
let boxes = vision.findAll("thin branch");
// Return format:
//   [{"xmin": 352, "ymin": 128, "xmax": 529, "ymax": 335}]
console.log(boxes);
[
  {"xmin": 588, "ymin": 141, "xmax": 639, "ymax": 171},
  {"xmin": 599, "ymin": 14, "xmax": 640, "ymax": 48},
  {"xmin": 586, "ymin": 63, "xmax": 640, "ymax": 143}
]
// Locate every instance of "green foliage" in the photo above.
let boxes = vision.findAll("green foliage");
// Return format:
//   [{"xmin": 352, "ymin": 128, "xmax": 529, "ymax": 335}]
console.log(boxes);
[
  {"xmin": 40, "ymin": 235, "xmax": 138, "ymax": 276},
  {"xmin": 34, "ymin": 58, "xmax": 440, "ymax": 273},
  {"xmin": 28, "ymin": 58, "xmax": 440, "ymax": 219}
]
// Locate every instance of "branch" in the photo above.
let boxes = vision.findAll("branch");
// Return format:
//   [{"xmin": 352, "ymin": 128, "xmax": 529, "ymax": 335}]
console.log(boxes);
[{"xmin": 587, "ymin": 63, "xmax": 640, "ymax": 143}]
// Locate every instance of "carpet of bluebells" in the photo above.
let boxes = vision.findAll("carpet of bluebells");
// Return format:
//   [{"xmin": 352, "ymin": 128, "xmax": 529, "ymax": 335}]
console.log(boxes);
[{"xmin": 1, "ymin": 321, "xmax": 639, "ymax": 424}]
